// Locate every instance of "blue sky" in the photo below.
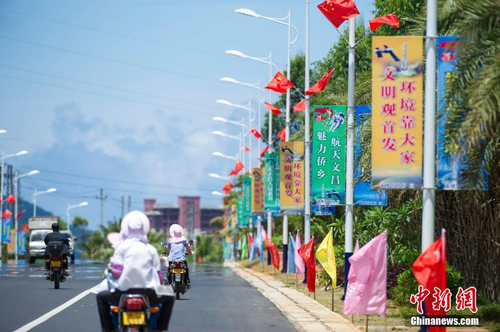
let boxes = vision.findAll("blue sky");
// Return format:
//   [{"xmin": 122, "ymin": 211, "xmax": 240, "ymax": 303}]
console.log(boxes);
[{"xmin": 0, "ymin": 0, "xmax": 376, "ymax": 230}]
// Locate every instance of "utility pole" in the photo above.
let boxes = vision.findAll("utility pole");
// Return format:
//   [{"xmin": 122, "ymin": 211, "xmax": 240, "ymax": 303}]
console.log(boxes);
[
  {"xmin": 96, "ymin": 189, "xmax": 107, "ymax": 229},
  {"xmin": 121, "ymin": 196, "xmax": 124, "ymax": 220},
  {"xmin": 128, "ymin": 195, "xmax": 131, "ymax": 213}
]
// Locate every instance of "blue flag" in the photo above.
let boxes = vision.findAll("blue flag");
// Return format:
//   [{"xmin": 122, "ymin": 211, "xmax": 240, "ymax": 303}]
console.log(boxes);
[
  {"xmin": 288, "ymin": 234, "xmax": 296, "ymax": 273},
  {"xmin": 2, "ymin": 217, "xmax": 11, "ymax": 244}
]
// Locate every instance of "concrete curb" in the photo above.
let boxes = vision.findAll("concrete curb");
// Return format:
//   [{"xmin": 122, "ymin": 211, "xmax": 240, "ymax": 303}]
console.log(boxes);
[{"xmin": 227, "ymin": 262, "xmax": 361, "ymax": 332}]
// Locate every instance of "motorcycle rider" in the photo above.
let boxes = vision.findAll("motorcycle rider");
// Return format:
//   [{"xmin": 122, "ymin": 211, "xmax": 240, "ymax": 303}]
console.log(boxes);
[
  {"xmin": 95, "ymin": 210, "xmax": 174, "ymax": 332},
  {"xmin": 44, "ymin": 223, "xmax": 70, "ymax": 279},
  {"xmin": 164, "ymin": 224, "xmax": 193, "ymax": 287}
]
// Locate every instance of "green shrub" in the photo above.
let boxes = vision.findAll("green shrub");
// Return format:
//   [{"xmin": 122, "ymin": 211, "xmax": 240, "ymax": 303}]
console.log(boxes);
[
  {"xmin": 479, "ymin": 303, "xmax": 500, "ymax": 323},
  {"xmin": 195, "ymin": 235, "xmax": 223, "ymax": 263}
]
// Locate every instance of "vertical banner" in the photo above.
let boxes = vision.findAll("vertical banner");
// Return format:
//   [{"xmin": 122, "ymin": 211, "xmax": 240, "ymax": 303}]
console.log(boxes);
[
  {"xmin": 2, "ymin": 216, "xmax": 12, "ymax": 244},
  {"xmin": 372, "ymin": 36, "xmax": 424, "ymax": 189},
  {"xmin": 251, "ymin": 167, "xmax": 265, "ymax": 215},
  {"xmin": 436, "ymin": 36, "xmax": 488, "ymax": 190},
  {"xmin": 17, "ymin": 230, "xmax": 27, "ymax": 255},
  {"xmin": 242, "ymin": 174, "xmax": 252, "ymax": 225},
  {"xmin": 354, "ymin": 106, "xmax": 388, "ymax": 206},
  {"xmin": 264, "ymin": 153, "xmax": 280, "ymax": 211},
  {"xmin": 237, "ymin": 195, "xmax": 244, "ymax": 227},
  {"xmin": 311, "ymin": 105, "xmax": 346, "ymax": 215},
  {"xmin": 279, "ymin": 142, "xmax": 305, "ymax": 214}
]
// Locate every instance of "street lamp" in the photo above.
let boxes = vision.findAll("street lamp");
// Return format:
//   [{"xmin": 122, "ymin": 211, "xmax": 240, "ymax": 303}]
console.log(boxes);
[
  {"xmin": 0, "ymin": 149, "xmax": 29, "ymax": 258},
  {"xmin": 66, "ymin": 201, "xmax": 89, "ymax": 234},
  {"xmin": 213, "ymin": 116, "xmax": 247, "ymax": 128},
  {"xmin": 236, "ymin": 8, "xmax": 299, "ymax": 272},
  {"xmin": 33, "ymin": 188, "xmax": 57, "ymax": 217},
  {"xmin": 211, "ymin": 191, "xmax": 225, "ymax": 197},
  {"xmin": 209, "ymin": 173, "xmax": 230, "ymax": 181},
  {"xmin": 14, "ymin": 169, "xmax": 39, "ymax": 263},
  {"xmin": 0, "ymin": 130, "xmax": 6, "ymax": 134},
  {"xmin": 213, "ymin": 151, "xmax": 237, "ymax": 161}
]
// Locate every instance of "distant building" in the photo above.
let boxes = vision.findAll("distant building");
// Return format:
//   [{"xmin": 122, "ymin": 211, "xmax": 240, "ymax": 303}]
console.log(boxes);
[{"xmin": 144, "ymin": 197, "xmax": 223, "ymax": 237}]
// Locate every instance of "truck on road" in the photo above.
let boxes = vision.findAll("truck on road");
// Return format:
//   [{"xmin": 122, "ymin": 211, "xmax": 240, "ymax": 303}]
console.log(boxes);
[{"xmin": 28, "ymin": 217, "xmax": 76, "ymax": 264}]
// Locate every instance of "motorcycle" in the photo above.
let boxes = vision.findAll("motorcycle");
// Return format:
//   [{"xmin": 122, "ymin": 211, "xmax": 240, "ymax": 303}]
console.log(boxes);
[
  {"xmin": 45, "ymin": 241, "xmax": 68, "ymax": 289},
  {"xmin": 161, "ymin": 240, "xmax": 193, "ymax": 300}
]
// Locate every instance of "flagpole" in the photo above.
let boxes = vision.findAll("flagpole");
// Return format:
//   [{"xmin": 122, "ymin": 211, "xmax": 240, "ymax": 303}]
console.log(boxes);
[
  {"xmin": 304, "ymin": 0, "xmax": 311, "ymax": 244},
  {"xmin": 344, "ymin": 13, "xmax": 356, "ymax": 299},
  {"xmin": 267, "ymin": 51, "xmax": 273, "ymax": 265},
  {"xmin": 365, "ymin": 315, "xmax": 369, "ymax": 332},
  {"xmin": 422, "ymin": 0, "xmax": 438, "ymax": 252}
]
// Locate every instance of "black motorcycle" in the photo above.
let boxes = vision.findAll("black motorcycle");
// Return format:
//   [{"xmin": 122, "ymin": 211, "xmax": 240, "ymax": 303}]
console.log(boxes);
[
  {"xmin": 161, "ymin": 240, "xmax": 193, "ymax": 300},
  {"xmin": 45, "ymin": 241, "xmax": 68, "ymax": 289}
]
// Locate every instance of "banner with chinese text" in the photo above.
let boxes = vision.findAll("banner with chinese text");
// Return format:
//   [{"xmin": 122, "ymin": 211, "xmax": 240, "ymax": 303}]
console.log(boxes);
[
  {"xmin": 372, "ymin": 36, "xmax": 423, "ymax": 189},
  {"xmin": 355, "ymin": 106, "xmax": 388, "ymax": 206},
  {"xmin": 251, "ymin": 167, "xmax": 265, "ymax": 215},
  {"xmin": 436, "ymin": 36, "xmax": 488, "ymax": 190},
  {"xmin": 279, "ymin": 142, "xmax": 305, "ymax": 214},
  {"xmin": 311, "ymin": 105, "xmax": 346, "ymax": 215},
  {"xmin": 264, "ymin": 153, "xmax": 280, "ymax": 211},
  {"xmin": 2, "ymin": 216, "xmax": 11, "ymax": 244},
  {"xmin": 242, "ymin": 174, "xmax": 252, "ymax": 225}
]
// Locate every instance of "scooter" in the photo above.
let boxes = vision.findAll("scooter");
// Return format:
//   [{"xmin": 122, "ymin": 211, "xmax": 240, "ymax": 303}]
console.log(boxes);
[
  {"xmin": 161, "ymin": 240, "xmax": 193, "ymax": 300},
  {"xmin": 45, "ymin": 241, "xmax": 68, "ymax": 289}
]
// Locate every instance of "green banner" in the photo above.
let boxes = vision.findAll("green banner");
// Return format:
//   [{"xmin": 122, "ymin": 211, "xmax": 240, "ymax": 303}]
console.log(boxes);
[
  {"xmin": 264, "ymin": 153, "xmax": 280, "ymax": 211},
  {"xmin": 237, "ymin": 194, "xmax": 244, "ymax": 226},
  {"xmin": 242, "ymin": 174, "xmax": 252, "ymax": 225},
  {"xmin": 311, "ymin": 105, "xmax": 346, "ymax": 213}
]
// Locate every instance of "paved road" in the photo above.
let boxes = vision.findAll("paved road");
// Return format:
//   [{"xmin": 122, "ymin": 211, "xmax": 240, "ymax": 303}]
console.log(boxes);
[{"xmin": 0, "ymin": 260, "xmax": 298, "ymax": 332}]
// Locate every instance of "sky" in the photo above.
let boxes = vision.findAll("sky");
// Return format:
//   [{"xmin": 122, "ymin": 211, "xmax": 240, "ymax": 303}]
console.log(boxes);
[{"xmin": 0, "ymin": 0, "xmax": 376, "ymax": 230}]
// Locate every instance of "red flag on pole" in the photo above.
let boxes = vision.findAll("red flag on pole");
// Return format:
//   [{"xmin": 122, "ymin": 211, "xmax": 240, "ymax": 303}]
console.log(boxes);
[
  {"xmin": 264, "ymin": 102, "xmax": 282, "ymax": 115},
  {"xmin": 306, "ymin": 68, "xmax": 334, "ymax": 96},
  {"xmin": 2, "ymin": 209, "xmax": 12, "ymax": 219},
  {"xmin": 412, "ymin": 231, "xmax": 447, "ymax": 332},
  {"xmin": 244, "ymin": 146, "xmax": 250, "ymax": 152},
  {"xmin": 298, "ymin": 237, "xmax": 316, "ymax": 293},
  {"xmin": 222, "ymin": 182, "xmax": 234, "ymax": 195},
  {"xmin": 229, "ymin": 160, "xmax": 244, "ymax": 176},
  {"xmin": 265, "ymin": 71, "xmax": 295, "ymax": 93},
  {"xmin": 293, "ymin": 100, "xmax": 306, "ymax": 112},
  {"xmin": 260, "ymin": 145, "xmax": 269, "ymax": 158},
  {"xmin": 278, "ymin": 128, "xmax": 287, "ymax": 141},
  {"xmin": 6, "ymin": 194, "xmax": 15, "ymax": 204},
  {"xmin": 318, "ymin": 0, "xmax": 360, "ymax": 28},
  {"xmin": 250, "ymin": 128, "xmax": 262, "ymax": 139},
  {"xmin": 16, "ymin": 209, "xmax": 26, "ymax": 220},
  {"xmin": 369, "ymin": 14, "xmax": 400, "ymax": 31},
  {"xmin": 265, "ymin": 237, "xmax": 281, "ymax": 270}
]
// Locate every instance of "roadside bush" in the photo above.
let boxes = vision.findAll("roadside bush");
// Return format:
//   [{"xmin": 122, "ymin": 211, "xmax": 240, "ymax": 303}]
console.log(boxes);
[
  {"xmin": 195, "ymin": 235, "xmax": 223, "ymax": 263},
  {"xmin": 479, "ymin": 303, "xmax": 500, "ymax": 323}
]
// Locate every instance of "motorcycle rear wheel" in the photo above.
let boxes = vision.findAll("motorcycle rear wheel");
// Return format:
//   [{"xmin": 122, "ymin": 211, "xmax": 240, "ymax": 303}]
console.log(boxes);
[
  {"xmin": 175, "ymin": 281, "xmax": 180, "ymax": 300},
  {"xmin": 54, "ymin": 271, "xmax": 60, "ymax": 289}
]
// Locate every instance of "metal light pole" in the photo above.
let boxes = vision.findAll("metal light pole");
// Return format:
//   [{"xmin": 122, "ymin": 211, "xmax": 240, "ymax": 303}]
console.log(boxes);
[
  {"xmin": 66, "ymin": 201, "xmax": 89, "ymax": 234},
  {"xmin": 235, "ymin": 8, "xmax": 299, "ymax": 272},
  {"xmin": 304, "ymin": 0, "xmax": 312, "ymax": 243},
  {"xmin": 33, "ymin": 188, "xmax": 57, "ymax": 217},
  {"xmin": 0, "ymin": 150, "xmax": 29, "ymax": 260},
  {"xmin": 422, "ymin": 0, "xmax": 438, "ymax": 252},
  {"xmin": 14, "ymin": 169, "xmax": 39, "ymax": 263}
]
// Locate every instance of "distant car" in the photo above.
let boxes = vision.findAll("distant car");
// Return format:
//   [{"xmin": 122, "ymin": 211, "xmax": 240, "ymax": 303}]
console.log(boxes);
[
  {"xmin": 61, "ymin": 230, "xmax": 76, "ymax": 264},
  {"xmin": 28, "ymin": 230, "xmax": 51, "ymax": 264}
]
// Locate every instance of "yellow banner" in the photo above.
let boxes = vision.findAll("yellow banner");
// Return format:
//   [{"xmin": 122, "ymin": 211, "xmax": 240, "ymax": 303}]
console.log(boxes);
[
  {"xmin": 279, "ymin": 142, "xmax": 305, "ymax": 214},
  {"xmin": 372, "ymin": 36, "xmax": 424, "ymax": 189},
  {"xmin": 251, "ymin": 167, "xmax": 265, "ymax": 214}
]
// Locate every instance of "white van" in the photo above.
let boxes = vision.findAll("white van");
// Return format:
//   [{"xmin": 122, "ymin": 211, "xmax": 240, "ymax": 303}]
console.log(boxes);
[{"xmin": 28, "ymin": 230, "xmax": 51, "ymax": 264}]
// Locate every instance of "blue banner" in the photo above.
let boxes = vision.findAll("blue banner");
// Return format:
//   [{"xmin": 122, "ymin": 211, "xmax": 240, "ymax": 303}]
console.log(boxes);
[
  {"xmin": 18, "ymin": 230, "xmax": 27, "ymax": 255},
  {"xmin": 354, "ymin": 106, "xmax": 388, "ymax": 206},
  {"xmin": 2, "ymin": 217, "xmax": 11, "ymax": 244},
  {"xmin": 437, "ymin": 36, "xmax": 488, "ymax": 190}
]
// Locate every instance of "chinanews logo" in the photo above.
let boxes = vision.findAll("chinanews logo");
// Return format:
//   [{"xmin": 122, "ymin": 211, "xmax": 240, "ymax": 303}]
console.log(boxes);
[{"xmin": 408, "ymin": 286, "xmax": 480, "ymax": 327}]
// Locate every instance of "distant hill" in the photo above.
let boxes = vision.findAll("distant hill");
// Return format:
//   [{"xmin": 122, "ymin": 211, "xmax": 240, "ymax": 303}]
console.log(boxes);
[{"xmin": 4, "ymin": 199, "xmax": 57, "ymax": 226}]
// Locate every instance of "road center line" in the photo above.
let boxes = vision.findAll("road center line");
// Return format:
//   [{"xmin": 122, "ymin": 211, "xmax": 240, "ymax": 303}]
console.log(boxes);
[{"xmin": 13, "ymin": 284, "xmax": 101, "ymax": 332}]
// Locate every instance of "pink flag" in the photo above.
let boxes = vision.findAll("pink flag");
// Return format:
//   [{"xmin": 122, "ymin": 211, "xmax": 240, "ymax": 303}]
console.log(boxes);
[
  {"xmin": 294, "ymin": 230, "xmax": 305, "ymax": 274},
  {"xmin": 261, "ymin": 228, "xmax": 268, "ymax": 241},
  {"xmin": 343, "ymin": 231, "xmax": 387, "ymax": 316},
  {"xmin": 354, "ymin": 239, "xmax": 359, "ymax": 253}
]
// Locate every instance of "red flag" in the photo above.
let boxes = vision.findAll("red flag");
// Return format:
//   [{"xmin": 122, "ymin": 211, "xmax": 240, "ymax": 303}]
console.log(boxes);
[
  {"xmin": 265, "ymin": 237, "xmax": 280, "ymax": 270},
  {"xmin": 278, "ymin": 128, "xmax": 287, "ymax": 141},
  {"xmin": 265, "ymin": 71, "xmax": 295, "ymax": 93},
  {"xmin": 16, "ymin": 209, "xmax": 26, "ymax": 220},
  {"xmin": 6, "ymin": 194, "xmax": 15, "ymax": 204},
  {"xmin": 298, "ymin": 237, "xmax": 316, "ymax": 293},
  {"xmin": 293, "ymin": 100, "xmax": 305, "ymax": 112},
  {"xmin": 230, "ymin": 159, "xmax": 244, "ymax": 176},
  {"xmin": 306, "ymin": 68, "xmax": 334, "ymax": 96},
  {"xmin": 264, "ymin": 102, "xmax": 282, "ymax": 115},
  {"xmin": 2, "ymin": 209, "xmax": 12, "ymax": 219},
  {"xmin": 228, "ymin": 170, "xmax": 236, "ymax": 176},
  {"xmin": 244, "ymin": 146, "xmax": 250, "ymax": 152},
  {"xmin": 250, "ymin": 128, "xmax": 262, "ymax": 139},
  {"xmin": 22, "ymin": 224, "xmax": 29, "ymax": 232},
  {"xmin": 318, "ymin": 0, "xmax": 360, "ymax": 28},
  {"xmin": 222, "ymin": 182, "xmax": 234, "ymax": 195},
  {"xmin": 260, "ymin": 145, "xmax": 269, "ymax": 158},
  {"xmin": 412, "ymin": 233, "xmax": 447, "ymax": 332},
  {"xmin": 369, "ymin": 14, "xmax": 400, "ymax": 32},
  {"xmin": 248, "ymin": 233, "xmax": 254, "ymax": 254}
]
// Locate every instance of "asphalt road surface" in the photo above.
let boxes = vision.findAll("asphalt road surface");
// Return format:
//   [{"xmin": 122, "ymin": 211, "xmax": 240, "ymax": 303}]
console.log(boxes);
[{"xmin": 0, "ymin": 260, "xmax": 298, "ymax": 332}]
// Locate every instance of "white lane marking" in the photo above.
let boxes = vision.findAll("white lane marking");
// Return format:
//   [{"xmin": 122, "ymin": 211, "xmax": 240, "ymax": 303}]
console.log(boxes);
[{"xmin": 13, "ymin": 284, "xmax": 100, "ymax": 332}]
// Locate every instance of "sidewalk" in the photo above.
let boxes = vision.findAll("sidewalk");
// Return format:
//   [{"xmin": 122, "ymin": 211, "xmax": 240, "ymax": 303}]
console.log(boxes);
[{"xmin": 227, "ymin": 262, "xmax": 361, "ymax": 332}]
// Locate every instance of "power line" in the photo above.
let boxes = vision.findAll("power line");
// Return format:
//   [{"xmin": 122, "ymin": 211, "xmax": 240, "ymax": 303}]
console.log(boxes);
[{"xmin": 0, "ymin": 34, "xmax": 217, "ymax": 82}]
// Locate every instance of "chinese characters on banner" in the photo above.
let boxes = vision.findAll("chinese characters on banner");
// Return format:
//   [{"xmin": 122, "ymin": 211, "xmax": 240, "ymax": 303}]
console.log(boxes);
[
  {"xmin": 2, "ymin": 216, "xmax": 11, "ymax": 244},
  {"xmin": 279, "ymin": 142, "xmax": 305, "ymax": 214},
  {"xmin": 242, "ymin": 174, "xmax": 252, "ymax": 226},
  {"xmin": 354, "ymin": 106, "xmax": 388, "ymax": 206},
  {"xmin": 251, "ymin": 167, "xmax": 265, "ymax": 215},
  {"xmin": 311, "ymin": 105, "xmax": 346, "ymax": 215},
  {"xmin": 436, "ymin": 36, "xmax": 488, "ymax": 190},
  {"xmin": 7, "ymin": 230, "xmax": 27, "ymax": 255},
  {"xmin": 372, "ymin": 36, "xmax": 423, "ymax": 189},
  {"xmin": 264, "ymin": 153, "xmax": 280, "ymax": 211}
]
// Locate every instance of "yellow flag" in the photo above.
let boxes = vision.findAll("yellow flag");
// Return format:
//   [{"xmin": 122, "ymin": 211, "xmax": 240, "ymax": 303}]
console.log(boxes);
[{"xmin": 315, "ymin": 229, "xmax": 336, "ymax": 288}]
